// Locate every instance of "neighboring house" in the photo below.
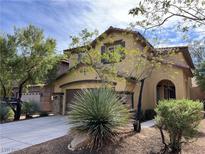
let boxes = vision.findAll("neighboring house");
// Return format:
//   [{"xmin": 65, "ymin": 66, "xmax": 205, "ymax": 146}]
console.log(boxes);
[
  {"xmin": 52, "ymin": 26, "xmax": 195, "ymax": 115},
  {"xmin": 13, "ymin": 60, "xmax": 69, "ymax": 112},
  {"xmin": 13, "ymin": 85, "xmax": 53, "ymax": 112},
  {"xmin": 191, "ymin": 78, "xmax": 205, "ymax": 101}
]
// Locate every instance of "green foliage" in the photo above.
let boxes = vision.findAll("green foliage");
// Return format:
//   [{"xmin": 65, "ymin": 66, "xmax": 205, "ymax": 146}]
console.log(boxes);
[
  {"xmin": 195, "ymin": 60, "xmax": 205, "ymax": 91},
  {"xmin": 0, "ymin": 34, "xmax": 17, "ymax": 97},
  {"xmin": 190, "ymin": 39, "xmax": 205, "ymax": 91},
  {"xmin": 22, "ymin": 101, "xmax": 39, "ymax": 118},
  {"xmin": 155, "ymin": 99, "xmax": 203, "ymax": 153},
  {"xmin": 68, "ymin": 29, "xmax": 126, "ymax": 82},
  {"xmin": 0, "ymin": 104, "xmax": 14, "ymax": 122},
  {"xmin": 0, "ymin": 25, "xmax": 61, "ymax": 120},
  {"xmin": 0, "ymin": 25, "xmax": 60, "ymax": 97},
  {"xmin": 11, "ymin": 25, "xmax": 60, "ymax": 84},
  {"xmin": 68, "ymin": 88, "xmax": 130, "ymax": 149}
]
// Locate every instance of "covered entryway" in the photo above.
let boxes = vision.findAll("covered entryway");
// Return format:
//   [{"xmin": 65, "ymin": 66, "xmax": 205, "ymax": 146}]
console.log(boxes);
[{"xmin": 156, "ymin": 80, "xmax": 176, "ymax": 102}]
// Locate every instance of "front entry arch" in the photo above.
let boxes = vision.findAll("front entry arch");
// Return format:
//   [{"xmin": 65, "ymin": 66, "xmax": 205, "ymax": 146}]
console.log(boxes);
[{"xmin": 156, "ymin": 80, "xmax": 176, "ymax": 102}]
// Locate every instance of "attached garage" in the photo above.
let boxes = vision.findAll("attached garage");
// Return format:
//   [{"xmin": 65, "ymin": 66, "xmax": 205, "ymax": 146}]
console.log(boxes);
[
  {"xmin": 65, "ymin": 89, "xmax": 134, "ymax": 114},
  {"xmin": 56, "ymin": 80, "xmax": 117, "ymax": 114},
  {"xmin": 65, "ymin": 89, "xmax": 83, "ymax": 113}
]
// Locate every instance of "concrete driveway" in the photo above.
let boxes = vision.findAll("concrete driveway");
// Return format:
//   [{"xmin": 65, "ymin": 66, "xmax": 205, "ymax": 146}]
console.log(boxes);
[
  {"xmin": 0, "ymin": 116, "xmax": 69, "ymax": 154},
  {"xmin": 0, "ymin": 116, "xmax": 155, "ymax": 154}
]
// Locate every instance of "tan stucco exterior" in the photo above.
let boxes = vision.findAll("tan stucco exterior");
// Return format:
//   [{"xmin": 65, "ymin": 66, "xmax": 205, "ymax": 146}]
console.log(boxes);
[{"xmin": 53, "ymin": 27, "xmax": 194, "ymax": 114}]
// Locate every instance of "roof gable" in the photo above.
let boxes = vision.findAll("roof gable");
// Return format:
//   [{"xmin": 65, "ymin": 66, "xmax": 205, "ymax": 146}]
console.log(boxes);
[
  {"xmin": 63, "ymin": 27, "xmax": 195, "ymax": 71},
  {"xmin": 156, "ymin": 46, "xmax": 195, "ymax": 69},
  {"xmin": 64, "ymin": 26, "xmax": 154, "ymax": 53}
]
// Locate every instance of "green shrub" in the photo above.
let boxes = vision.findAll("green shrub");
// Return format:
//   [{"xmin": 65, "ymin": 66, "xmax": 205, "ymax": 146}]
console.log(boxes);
[
  {"xmin": 144, "ymin": 109, "xmax": 156, "ymax": 121},
  {"xmin": 155, "ymin": 99, "xmax": 203, "ymax": 153},
  {"xmin": 22, "ymin": 101, "xmax": 39, "ymax": 118},
  {"xmin": 68, "ymin": 88, "xmax": 130, "ymax": 149},
  {"xmin": 0, "ymin": 103, "xmax": 14, "ymax": 122}
]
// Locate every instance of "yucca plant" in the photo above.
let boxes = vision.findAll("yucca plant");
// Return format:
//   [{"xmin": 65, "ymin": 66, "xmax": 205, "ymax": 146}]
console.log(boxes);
[{"xmin": 68, "ymin": 88, "xmax": 130, "ymax": 150}]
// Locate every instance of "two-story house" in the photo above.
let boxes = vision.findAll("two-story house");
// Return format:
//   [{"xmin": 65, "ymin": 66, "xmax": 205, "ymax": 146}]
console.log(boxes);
[{"xmin": 52, "ymin": 26, "xmax": 195, "ymax": 115}]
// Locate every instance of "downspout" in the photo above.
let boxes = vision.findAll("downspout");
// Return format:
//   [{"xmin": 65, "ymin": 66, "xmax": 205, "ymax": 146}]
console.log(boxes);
[{"xmin": 62, "ymin": 89, "xmax": 66, "ymax": 115}]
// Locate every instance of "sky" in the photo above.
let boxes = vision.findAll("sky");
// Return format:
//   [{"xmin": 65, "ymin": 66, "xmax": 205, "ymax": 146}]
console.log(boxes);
[{"xmin": 0, "ymin": 0, "xmax": 204, "ymax": 53}]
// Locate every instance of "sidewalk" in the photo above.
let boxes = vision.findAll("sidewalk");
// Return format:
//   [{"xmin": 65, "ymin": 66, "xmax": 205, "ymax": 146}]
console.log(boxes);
[{"xmin": 141, "ymin": 120, "xmax": 155, "ymax": 128}]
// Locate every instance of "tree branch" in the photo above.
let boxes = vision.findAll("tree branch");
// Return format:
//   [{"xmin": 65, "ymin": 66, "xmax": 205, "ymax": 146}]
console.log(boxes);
[
  {"xmin": 170, "ymin": 4, "xmax": 205, "ymax": 21},
  {"xmin": 17, "ymin": 74, "xmax": 31, "ymax": 100},
  {"xmin": 145, "ymin": 14, "xmax": 175, "ymax": 30}
]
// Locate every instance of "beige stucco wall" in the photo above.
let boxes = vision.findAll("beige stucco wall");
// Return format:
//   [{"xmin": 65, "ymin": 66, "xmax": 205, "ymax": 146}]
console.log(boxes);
[
  {"xmin": 53, "ymin": 31, "xmax": 192, "ymax": 113},
  {"xmin": 190, "ymin": 87, "xmax": 205, "ymax": 101},
  {"xmin": 137, "ymin": 65, "xmax": 191, "ymax": 111}
]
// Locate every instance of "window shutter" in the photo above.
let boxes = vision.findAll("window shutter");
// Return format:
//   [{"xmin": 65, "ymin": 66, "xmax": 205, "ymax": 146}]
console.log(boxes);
[
  {"xmin": 120, "ymin": 41, "xmax": 126, "ymax": 61},
  {"xmin": 77, "ymin": 53, "xmax": 82, "ymax": 62},
  {"xmin": 101, "ymin": 45, "xmax": 106, "ymax": 54},
  {"xmin": 101, "ymin": 45, "xmax": 106, "ymax": 63}
]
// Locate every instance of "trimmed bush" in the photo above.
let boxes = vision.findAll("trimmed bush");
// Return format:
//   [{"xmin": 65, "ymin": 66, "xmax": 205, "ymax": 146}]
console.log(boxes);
[
  {"xmin": 155, "ymin": 99, "xmax": 203, "ymax": 153},
  {"xmin": 0, "ymin": 103, "xmax": 14, "ymax": 123},
  {"xmin": 22, "ymin": 101, "xmax": 39, "ymax": 118},
  {"xmin": 68, "ymin": 88, "xmax": 130, "ymax": 150}
]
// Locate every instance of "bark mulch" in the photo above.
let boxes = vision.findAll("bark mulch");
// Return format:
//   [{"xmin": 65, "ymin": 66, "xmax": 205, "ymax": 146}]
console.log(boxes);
[{"xmin": 12, "ymin": 120, "xmax": 205, "ymax": 154}]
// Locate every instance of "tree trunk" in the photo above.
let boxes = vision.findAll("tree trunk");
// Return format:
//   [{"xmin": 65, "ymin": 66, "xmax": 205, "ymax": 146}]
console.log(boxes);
[
  {"xmin": 14, "ymin": 78, "xmax": 29, "ymax": 120},
  {"xmin": 0, "ymin": 78, "xmax": 7, "ymax": 99},
  {"xmin": 159, "ymin": 126, "xmax": 168, "ymax": 154},
  {"xmin": 133, "ymin": 78, "xmax": 145, "ymax": 132},
  {"xmin": 14, "ymin": 101, "xmax": 21, "ymax": 120}
]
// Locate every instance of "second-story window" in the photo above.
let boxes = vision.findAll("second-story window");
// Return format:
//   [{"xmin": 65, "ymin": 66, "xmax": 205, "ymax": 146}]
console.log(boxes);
[{"xmin": 101, "ymin": 40, "xmax": 125, "ymax": 63}]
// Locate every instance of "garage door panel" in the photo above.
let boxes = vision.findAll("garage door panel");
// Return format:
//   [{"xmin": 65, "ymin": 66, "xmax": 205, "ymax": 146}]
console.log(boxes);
[{"xmin": 65, "ymin": 89, "xmax": 82, "ymax": 112}]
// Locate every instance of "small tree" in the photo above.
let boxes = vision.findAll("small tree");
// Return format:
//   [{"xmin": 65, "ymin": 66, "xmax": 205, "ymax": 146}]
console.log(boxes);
[
  {"xmin": 155, "ymin": 99, "xmax": 203, "ymax": 153},
  {"xmin": 67, "ymin": 29, "xmax": 124, "ymax": 81},
  {"xmin": 0, "ymin": 25, "xmax": 60, "ymax": 120}
]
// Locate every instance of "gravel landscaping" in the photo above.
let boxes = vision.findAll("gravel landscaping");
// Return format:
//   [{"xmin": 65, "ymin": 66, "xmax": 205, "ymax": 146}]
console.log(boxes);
[{"xmin": 12, "ymin": 119, "xmax": 205, "ymax": 154}]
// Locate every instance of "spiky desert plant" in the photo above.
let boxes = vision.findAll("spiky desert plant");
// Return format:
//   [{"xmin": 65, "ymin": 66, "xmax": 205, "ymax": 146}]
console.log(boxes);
[{"xmin": 68, "ymin": 88, "xmax": 130, "ymax": 149}]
